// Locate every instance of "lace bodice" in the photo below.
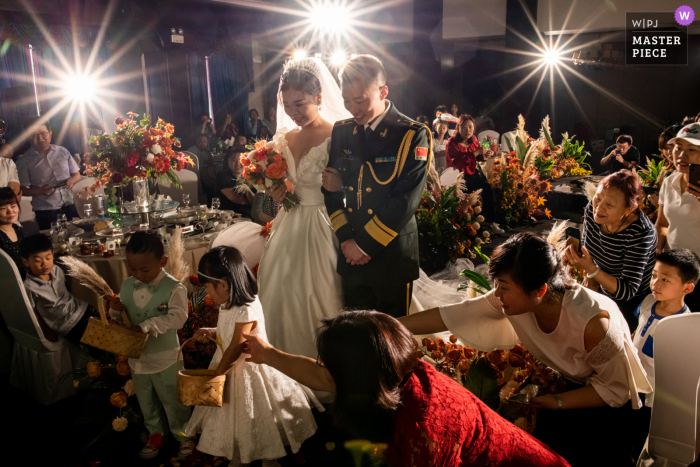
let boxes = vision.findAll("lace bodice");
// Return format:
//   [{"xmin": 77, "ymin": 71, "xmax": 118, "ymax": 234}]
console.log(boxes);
[{"xmin": 276, "ymin": 128, "xmax": 331, "ymax": 206}]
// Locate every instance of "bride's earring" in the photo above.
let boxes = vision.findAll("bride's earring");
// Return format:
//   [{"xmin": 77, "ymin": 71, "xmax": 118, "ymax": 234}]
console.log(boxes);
[{"xmin": 318, "ymin": 100, "xmax": 322, "ymax": 111}]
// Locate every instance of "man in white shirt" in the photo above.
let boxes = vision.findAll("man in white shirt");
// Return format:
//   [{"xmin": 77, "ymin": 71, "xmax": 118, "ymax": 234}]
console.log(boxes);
[{"xmin": 16, "ymin": 118, "xmax": 81, "ymax": 230}]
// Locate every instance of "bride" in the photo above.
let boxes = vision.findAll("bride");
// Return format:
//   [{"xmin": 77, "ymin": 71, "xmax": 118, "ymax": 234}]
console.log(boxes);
[{"xmin": 257, "ymin": 58, "xmax": 352, "ymax": 359}]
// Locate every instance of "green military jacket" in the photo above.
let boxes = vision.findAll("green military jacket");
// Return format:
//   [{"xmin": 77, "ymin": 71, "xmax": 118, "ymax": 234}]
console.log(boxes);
[{"xmin": 323, "ymin": 102, "xmax": 432, "ymax": 286}]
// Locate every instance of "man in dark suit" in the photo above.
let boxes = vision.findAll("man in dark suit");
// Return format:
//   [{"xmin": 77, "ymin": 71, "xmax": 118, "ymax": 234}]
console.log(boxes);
[{"xmin": 322, "ymin": 55, "xmax": 432, "ymax": 318}]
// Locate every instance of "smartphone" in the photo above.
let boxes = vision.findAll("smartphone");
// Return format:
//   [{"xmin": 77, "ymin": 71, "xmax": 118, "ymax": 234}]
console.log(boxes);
[
  {"xmin": 690, "ymin": 163, "xmax": 700, "ymax": 188},
  {"xmin": 566, "ymin": 227, "xmax": 582, "ymax": 256}
]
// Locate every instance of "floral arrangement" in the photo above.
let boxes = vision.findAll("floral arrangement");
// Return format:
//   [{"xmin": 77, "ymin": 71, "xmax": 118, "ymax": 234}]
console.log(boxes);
[
  {"xmin": 416, "ymin": 173, "xmax": 491, "ymax": 275},
  {"xmin": 488, "ymin": 154, "xmax": 552, "ymax": 228},
  {"xmin": 83, "ymin": 112, "xmax": 193, "ymax": 199},
  {"xmin": 178, "ymin": 275, "xmax": 221, "ymax": 370},
  {"xmin": 637, "ymin": 155, "xmax": 673, "ymax": 222},
  {"xmin": 239, "ymin": 139, "xmax": 299, "ymax": 211}
]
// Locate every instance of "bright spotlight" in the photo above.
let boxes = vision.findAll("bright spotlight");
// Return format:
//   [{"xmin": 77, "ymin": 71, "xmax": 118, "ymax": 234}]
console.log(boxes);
[
  {"xmin": 63, "ymin": 75, "xmax": 96, "ymax": 101},
  {"xmin": 331, "ymin": 51, "xmax": 346, "ymax": 66},
  {"xmin": 542, "ymin": 48, "xmax": 562, "ymax": 66},
  {"xmin": 311, "ymin": 4, "xmax": 350, "ymax": 32},
  {"xmin": 293, "ymin": 50, "xmax": 307, "ymax": 60}
]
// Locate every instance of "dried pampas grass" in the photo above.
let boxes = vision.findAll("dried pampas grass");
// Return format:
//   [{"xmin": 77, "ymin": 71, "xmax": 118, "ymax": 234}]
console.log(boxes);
[
  {"xmin": 165, "ymin": 228, "xmax": 189, "ymax": 285},
  {"xmin": 516, "ymin": 114, "xmax": 530, "ymax": 144},
  {"xmin": 465, "ymin": 188, "xmax": 483, "ymax": 208},
  {"xmin": 60, "ymin": 256, "xmax": 114, "ymax": 297},
  {"xmin": 453, "ymin": 172, "xmax": 467, "ymax": 201},
  {"xmin": 583, "ymin": 181, "xmax": 597, "ymax": 201},
  {"xmin": 546, "ymin": 220, "xmax": 569, "ymax": 256}
]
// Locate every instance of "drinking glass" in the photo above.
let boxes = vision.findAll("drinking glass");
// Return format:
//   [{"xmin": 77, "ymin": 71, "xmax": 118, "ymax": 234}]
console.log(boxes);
[
  {"xmin": 83, "ymin": 204, "xmax": 93, "ymax": 218},
  {"xmin": 57, "ymin": 213, "xmax": 67, "ymax": 230},
  {"xmin": 140, "ymin": 223, "xmax": 150, "ymax": 231},
  {"xmin": 211, "ymin": 197, "xmax": 220, "ymax": 214},
  {"xmin": 182, "ymin": 193, "xmax": 190, "ymax": 208},
  {"xmin": 112, "ymin": 228, "xmax": 124, "ymax": 255}
]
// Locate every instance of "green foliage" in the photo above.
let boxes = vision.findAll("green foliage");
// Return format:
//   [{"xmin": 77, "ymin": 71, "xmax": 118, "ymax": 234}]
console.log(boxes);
[
  {"xmin": 534, "ymin": 154, "xmax": 555, "ymax": 177},
  {"xmin": 542, "ymin": 123, "xmax": 556, "ymax": 151},
  {"xmin": 458, "ymin": 269, "xmax": 491, "ymax": 294},
  {"xmin": 515, "ymin": 135, "xmax": 528, "ymax": 163},
  {"xmin": 463, "ymin": 357, "xmax": 500, "ymax": 410},
  {"xmin": 638, "ymin": 156, "xmax": 669, "ymax": 189},
  {"xmin": 560, "ymin": 134, "xmax": 592, "ymax": 171}
]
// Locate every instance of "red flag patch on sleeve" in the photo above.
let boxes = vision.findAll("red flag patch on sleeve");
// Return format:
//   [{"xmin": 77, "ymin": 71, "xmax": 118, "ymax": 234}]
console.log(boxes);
[{"xmin": 415, "ymin": 147, "xmax": 428, "ymax": 161}]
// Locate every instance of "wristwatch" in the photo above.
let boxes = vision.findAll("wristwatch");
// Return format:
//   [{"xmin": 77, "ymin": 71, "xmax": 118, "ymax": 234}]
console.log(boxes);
[{"xmin": 554, "ymin": 394, "xmax": 563, "ymax": 410}]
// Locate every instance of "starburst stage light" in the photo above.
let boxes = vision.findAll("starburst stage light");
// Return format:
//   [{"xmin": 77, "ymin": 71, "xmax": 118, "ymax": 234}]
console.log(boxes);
[
  {"xmin": 63, "ymin": 75, "xmax": 97, "ymax": 101},
  {"xmin": 542, "ymin": 47, "xmax": 563, "ymax": 66},
  {"xmin": 310, "ymin": 2, "xmax": 350, "ymax": 32},
  {"xmin": 331, "ymin": 50, "xmax": 346, "ymax": 66},
  {"xmin": 293, "ymin": 50, "xmax": 308, "ymax": 60}
]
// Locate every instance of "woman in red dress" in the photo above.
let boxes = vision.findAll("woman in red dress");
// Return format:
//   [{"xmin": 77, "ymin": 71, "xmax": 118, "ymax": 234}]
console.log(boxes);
[
  {"xmin": 446, "ymin": 114, "xmax": 497, "ymax": 222},
  {"xmin": 244, "ymin": 311, "xmax": 569, "ymax": 467}
]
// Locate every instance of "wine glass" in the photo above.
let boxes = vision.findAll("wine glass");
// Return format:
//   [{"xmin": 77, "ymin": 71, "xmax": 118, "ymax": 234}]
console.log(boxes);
[
  {"xmin": 83, "ymin": 203, "xmax": 93, "ymax": 218},
  {"xmin": 211, "ymin": 197, "xmax": 220, "ymax": 214},
  {"xmin": 112, "ymin": 228, "xmax": 124, "ymax": 255},
  {"xmin": 182, "ymin": 193, "xmax": 190, "ymax": 208},
  {"xmin": 57, "ymin": 213, "xmax": 67, "ymax": 230}
]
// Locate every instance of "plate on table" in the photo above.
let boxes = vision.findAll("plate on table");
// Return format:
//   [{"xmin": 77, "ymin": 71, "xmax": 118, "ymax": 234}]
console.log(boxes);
[
  {"xmin": 95, "ymin": 227, "xmax": 129, "ymax": 237},
  {"xmin": 73, "ymin": 217, "xmax": 113, "ymax": 231}
]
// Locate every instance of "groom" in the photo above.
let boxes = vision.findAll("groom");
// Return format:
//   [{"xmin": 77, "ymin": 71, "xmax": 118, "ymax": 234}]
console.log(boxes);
[{"xmin": 322, "ymin": 55, "xmax": 432, "ymax": 318}]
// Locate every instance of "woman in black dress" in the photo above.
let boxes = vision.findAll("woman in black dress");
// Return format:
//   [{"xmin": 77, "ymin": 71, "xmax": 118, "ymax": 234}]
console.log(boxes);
[{"xmin": 0, "ymin": 187, "xmax": 23, "ymax": 278}]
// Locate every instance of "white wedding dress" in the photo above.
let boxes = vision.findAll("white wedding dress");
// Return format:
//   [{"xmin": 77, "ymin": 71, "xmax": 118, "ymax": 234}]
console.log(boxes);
[{"xmin": 257, "ymin": 128, "xmax": 344, "ymax": 359}]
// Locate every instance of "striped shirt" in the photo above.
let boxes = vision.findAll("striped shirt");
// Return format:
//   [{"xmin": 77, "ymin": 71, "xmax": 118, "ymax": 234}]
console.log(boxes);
[{"xmin": 581, "ymin": 202, "xmax": 657, "ymax": 301}]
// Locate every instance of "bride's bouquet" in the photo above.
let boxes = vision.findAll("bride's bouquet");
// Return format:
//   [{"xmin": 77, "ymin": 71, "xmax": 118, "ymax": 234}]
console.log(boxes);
[{"xmin": 239, "ymin": 139, "xmax": 300, "ymax": 211}]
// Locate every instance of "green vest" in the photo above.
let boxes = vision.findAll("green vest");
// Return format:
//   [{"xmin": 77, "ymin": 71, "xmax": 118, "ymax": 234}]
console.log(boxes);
[{"xmin": 121, "ymin": 273, "xmax": 180, "ymax": 355}]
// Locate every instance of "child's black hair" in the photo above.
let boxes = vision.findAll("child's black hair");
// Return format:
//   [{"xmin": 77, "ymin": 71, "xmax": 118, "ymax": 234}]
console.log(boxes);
[
  {"xmin": 0, "ymin": 187, "xmax": 19, "ymax": 208},
  {"xmin": 197, "ymin": 246, "xmax": 257, "ymax": 307},
  {"xmin": 126, "ymin": 231, "xmax": 165, "ymax": 259},
  {"xmin": 657, "ymin": 249, "xmax": 700, "ymax": 285},
  {"xmin": 20, "ymin": 234, "xmax": 53, "ymax": 259}
]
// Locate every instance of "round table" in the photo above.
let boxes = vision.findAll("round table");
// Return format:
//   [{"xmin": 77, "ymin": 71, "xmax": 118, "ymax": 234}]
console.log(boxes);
[
  {"xmin": 109, "ymin": 199, "xmax": 180, "ymax": 227},
  {"xmin": 65, "ymin": 232, "xmax": 211, "ymax": 309}
]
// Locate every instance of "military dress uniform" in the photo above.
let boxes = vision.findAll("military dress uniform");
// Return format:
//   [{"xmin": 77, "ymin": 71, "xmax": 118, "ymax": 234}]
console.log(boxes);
[{"xmin": 323, "ymin": 102, "xmax": 432, "ymax": 318}]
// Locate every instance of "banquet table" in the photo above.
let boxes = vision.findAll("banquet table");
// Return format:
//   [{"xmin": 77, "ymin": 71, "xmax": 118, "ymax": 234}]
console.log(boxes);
[{"xmin": 65, "ymin": 232, "xmax": 212, "ymax": 309}]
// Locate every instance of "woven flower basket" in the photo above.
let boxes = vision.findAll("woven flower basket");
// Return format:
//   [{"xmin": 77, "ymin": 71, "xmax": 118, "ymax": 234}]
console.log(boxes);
[
  {"xmin": 80, "ymin": 299, "xmax": 147, "ymax": 358},
  {"xmin": 177, "ymin": 337, "xmax": 226, "ymax": 407}
]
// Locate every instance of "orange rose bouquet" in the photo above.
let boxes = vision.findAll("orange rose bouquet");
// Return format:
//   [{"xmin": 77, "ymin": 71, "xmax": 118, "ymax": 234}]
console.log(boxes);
[{"xmin": 239, "ymin": 139, "xmax": 300, "ymax": 211}]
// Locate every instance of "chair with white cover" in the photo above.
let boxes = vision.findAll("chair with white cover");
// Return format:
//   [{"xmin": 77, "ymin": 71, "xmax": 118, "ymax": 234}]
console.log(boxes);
[
  {"xmin": 71, "ymin": 177, "xmax": 104, "ymax": 218},
  {"xmin": 18, "ymin": 194, "xmax": 39, "ymax": 236},
  {"xmin": 0, "ymin": 249, "xmax": 85, "ymax": 404},
  {"xmin": 210, "ymin": 220, "xmax": 265, "ymax": 270},
  {"xmin": 159, "ymin": 169, "xmax": 199, "ymax": 206},
  {"xmin": 477, "ymin": 130, "xmax": 500, "ymax": 145},
  {"xmin": 501, "ymin": 131, "xmax": 517, "ymax": 152},
  {"xmin": 643, "ymin": 313, "xmax": 700, "ymax": 466},
  {"xmin": 439, "ymin": 167, "xmax": 461, "ymax": 188}
]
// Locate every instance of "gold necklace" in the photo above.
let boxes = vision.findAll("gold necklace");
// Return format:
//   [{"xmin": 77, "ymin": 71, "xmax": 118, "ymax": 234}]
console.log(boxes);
[{"xmin": 605, "ymin": 214, "xmax": 629, "ymax": 235}]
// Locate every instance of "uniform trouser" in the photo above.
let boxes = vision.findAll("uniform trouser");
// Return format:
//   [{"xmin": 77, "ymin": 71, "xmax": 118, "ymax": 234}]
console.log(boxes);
[
  {"xmin": 342, "ymin": 281, "xmax": 413, "ymax": 318},
  {"xmin": 132, "ymin": 362, "xmax": 192, "ymax": 442}
]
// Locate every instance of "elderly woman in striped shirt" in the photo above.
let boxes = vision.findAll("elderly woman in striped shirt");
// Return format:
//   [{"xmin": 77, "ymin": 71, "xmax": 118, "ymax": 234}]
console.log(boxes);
[{"xmin": 564, "ymin": 170, "xmax": 657, "ymax": 331}]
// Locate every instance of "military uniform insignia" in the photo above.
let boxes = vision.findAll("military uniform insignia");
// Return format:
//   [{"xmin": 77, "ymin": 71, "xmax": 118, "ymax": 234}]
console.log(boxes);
[
  {"xmin": 415, "ymin": 147, "xmax": 428, "ymax": 161},
  {"xmin": 375, "ymin": 156, "xmax": 397, "ymax": 163},
  {"xmin": 342, "ymin": 149, "xmax": 354, "ymax": 158},
  {"xmin": 353, "ymin": 126, "xmax": 358, "ymax": 135},
  {"xmin": 380, "ymin": 128, "xmax": 388, "ymax": 138}
]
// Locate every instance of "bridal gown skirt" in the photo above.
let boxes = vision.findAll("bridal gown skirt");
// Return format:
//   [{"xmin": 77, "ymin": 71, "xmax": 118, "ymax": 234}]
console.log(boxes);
[{"xmin": 258, "ymin": 204, "xmax": 344, "ymax": 360}]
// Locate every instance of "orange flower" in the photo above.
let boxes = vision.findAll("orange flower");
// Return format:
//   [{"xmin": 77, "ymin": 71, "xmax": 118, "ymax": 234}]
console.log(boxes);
[
  {"xmin": 260, "ymin": 222, "xmax": 273, "ymax": 238},
  {"xmin": 153, "ymin": 156, "xmax": 170, "ymax": 174},
  {"xmin": 87, "ymin": 362, "xmax": 101, "ymax": 378},
  {"xmin": 110, "ymin": 391, "xmax": 128, "ymax": 408},
  {"xmin": 545, "ymin": 208, "xmax": 552, "ymax": 218},
  {"xmin": 273, "ymin": 154, "xmax": 283, "ymax": 163},
  {"xmin": 189, "ymin": 274, "xmax": 201, "ymax": 286},
  {"xmin": 265, "ymin": 162, "xmax": 285, "ymax": 179},
  {"xmin": 114, "ymin": 354, "xmax": 129, "ymax": 363},
  {"xmin": 254, "ymin": 140, "xmax": 267, "ymax": 151},
  {"xmin": 284, "ymin": 178, "xmax": 295, "ymax": 194},
  {"xmin": 203, "ymin": 296, "xmax": 217, "ymax": 309},
  {"xmin": 240, "ymin": 155, "xmax": 251, "ymax": 166},
  {"xmin": 116, "ymin": 361, "xmax": 131, "ymax": 376},
  {"xmin": 254, "ymin": 150, "xmax": 267, "ymax": 162}
]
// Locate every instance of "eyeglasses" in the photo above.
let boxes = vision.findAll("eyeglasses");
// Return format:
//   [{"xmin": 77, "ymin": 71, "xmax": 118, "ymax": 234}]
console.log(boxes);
[
  {"xmin": 30, "ymin": 131, "xmax": 50, "ymax": 141},
  {"xmin": 315, "ymin": 355, "xmax": 326, "ymax": 368}
]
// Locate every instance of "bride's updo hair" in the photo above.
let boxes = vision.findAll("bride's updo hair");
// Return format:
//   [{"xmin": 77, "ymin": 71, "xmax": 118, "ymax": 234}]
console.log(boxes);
[{"xmin": 278, "ymin": 66, "xmax": 322, "ymax": 105}]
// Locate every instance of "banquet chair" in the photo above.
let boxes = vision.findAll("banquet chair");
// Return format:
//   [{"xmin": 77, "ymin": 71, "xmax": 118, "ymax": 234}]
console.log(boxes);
[
  {"xmin": 477, "ymin": 130, "xmax": 500, "ymax": 145},
  {"xmin": 182, "ymin": 151, "xmax": 207, "ymax": 204},
  {"xmin": 501, "ymin": 131, "xmax": 517, "ymax": 152},
  {"xmin": 439, "ymin": 167, "xmax": 461, "ymax": 188},
  {"xmin": 159, "ymin": 169, "xmax": 199, "ymax": 206},
  {"xmin": 210, "ymin": 220, "xmax": 265, "ymax": 270},
  {"xmin": 0, "ymin": 249, "xmax": 85, "ymax": 405},
  {"xmin": 183, "ymin": 151, "xmax": 199, "ymax": 170},
  {"xmin": 646, "ymin": 313, "xmax": 700, "ymax": 466},
  {"xmin": 18, "ymin": 194, "xmax": 39, "ymax": 235},
  {"xmin": 71, "ymin": 176, "xmax": 104, "ymax": 218}
]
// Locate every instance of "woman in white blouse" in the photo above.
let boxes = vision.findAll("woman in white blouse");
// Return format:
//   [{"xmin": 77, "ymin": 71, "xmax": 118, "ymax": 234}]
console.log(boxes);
[
  {"xmin": 655, "ymin": 122, "xmax": 700, "ymax": 311},
  {"xmin": 400, "ymin": 232, "xmax": 650, "ymax": 467},
  {"xmin": 432, "ymin": 120, "xmax": 449, "ymax": 172}
]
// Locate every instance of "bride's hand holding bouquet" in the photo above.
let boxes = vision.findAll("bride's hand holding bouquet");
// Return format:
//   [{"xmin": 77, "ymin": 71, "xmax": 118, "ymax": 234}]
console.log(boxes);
[{"xmin": 239, "ymin": 139, "xmax": 300, "ymax": 211}]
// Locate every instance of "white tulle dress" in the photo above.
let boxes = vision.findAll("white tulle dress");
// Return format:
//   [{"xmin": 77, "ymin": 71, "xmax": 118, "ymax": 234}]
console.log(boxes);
[
  {"xmin": 186, "ymin": 297, "xmax": 323, "ymax": 465},
  {"xmin": 257, "ymin": 129, "xmax": 344, "ymax": 359}
]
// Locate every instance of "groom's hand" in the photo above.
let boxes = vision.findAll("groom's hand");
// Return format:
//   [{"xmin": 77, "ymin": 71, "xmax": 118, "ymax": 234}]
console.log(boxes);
[
  {"xmin": 341, "ymin": 240, "xmax": 371, "ymax": 265},
  {"xmin": 322, "ymin": 168, "xmax": 343, "ymax": 192}
]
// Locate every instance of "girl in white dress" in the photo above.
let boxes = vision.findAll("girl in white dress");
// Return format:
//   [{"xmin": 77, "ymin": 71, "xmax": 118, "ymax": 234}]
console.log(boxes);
[
  {"xmin": 186, "ymin": 246, "xmax": 323, "ymax": 467},
  {"xmin": 257, "ymin": 58, "xmax": 353, "ymax": 359}
]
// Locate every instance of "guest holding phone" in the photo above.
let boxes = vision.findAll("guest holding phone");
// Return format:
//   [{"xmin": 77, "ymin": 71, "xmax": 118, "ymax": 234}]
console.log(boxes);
[
  {"xmin": 655, "ymin": 122, "xmax": 700, "ymax": 311},
  {"xmin": 16, "ymin": 118, "xmax": 81, "ymax": 230}
]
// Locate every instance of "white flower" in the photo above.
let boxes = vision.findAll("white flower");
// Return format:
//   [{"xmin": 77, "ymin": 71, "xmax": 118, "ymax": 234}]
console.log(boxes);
[
  {"xmin": 265, "ymin": 178, "xmax": 273, "ymax": 188},
  {"xmin": 472, "ymin": 222, "xmax": 480, "ymax": 230},
  {"xmin": 124, "ymin": 379, "xmax": 135, "ymax": 396},
  {"xmin": 477, "ymin": 215, "xmax": 485, "ymax": 223},
  {"xmin": 151, "ymin": 144, "xmax": 162, "ymax": 155},
  {"xmin": 259, "ymin": 160, "xmax": 268, "ymax": 170},
  {"xmin": 483, "ymin": 230, "xmax": 490, "ymax": 238},
  {"xmin": 474, "ymin": 206, "xmax": 482, "ymax": 214},
  {"xmin": 475, "ymin": 237, "xmax": 483, "ymax": 245},
  {"xmin": 265, "ymin": 140, "xmax": 276, "ymax": 150},
  {"xmin": 112, "ymin": 416, "xmax": 128, "ymax": 432},
  {"xmin": 499, "ymin": 380, "xmax": 520, "ymax": 402},
  {"xmin": 146, "ymin": 154, "xmax": 155, "ymax": 162}
]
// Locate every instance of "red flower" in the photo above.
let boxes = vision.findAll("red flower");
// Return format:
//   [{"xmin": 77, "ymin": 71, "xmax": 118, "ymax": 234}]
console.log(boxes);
[
  {"xmin": 203, "ymin": 296, "xmax": 217, "ymax": 310},
  {"xmin": 240, "ymin": 155, "xmax": 251, "ymax": 166},
  {"xmin": 189, "ymin": 274, "xmax": 201, "ymax": 286},
  {"xmin": 254, "ymin": 149, "xmax": 267, "ymax": 162},
  {"xmin": 126, "ymin": 152, "xmax": 139, "ymax": 167},
  {"xmin": 153, "ymin": 156, "xmax": 170, "ymax": 174},
  {"xmin": 112, "ymin": 173, "xmax": 123, "ymax": 184},
  {"xmin": 114, "ymin": 116, "xmax": 125, "ymax": 125},
  {"xmin": 125, "ymin": 167, "xmax": 136, "ymax": 178}
]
